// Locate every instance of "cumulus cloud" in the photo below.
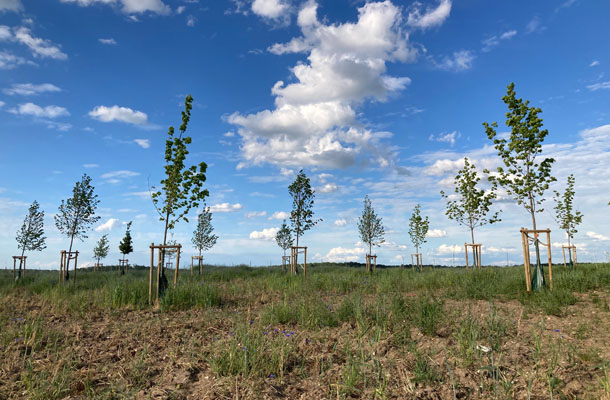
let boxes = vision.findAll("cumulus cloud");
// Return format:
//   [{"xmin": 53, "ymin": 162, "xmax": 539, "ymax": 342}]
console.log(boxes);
[
  {"xmin": 269, "ymin": 211, "xmax": 290, "ymax": 220},
  {"xmin": 134, "ymin": 139, "xmax": 150, "ymax": 148},
  {"xmin": 324, "ymin": 246, "xmax": 366, "ymax": 262},
  {"xmin": 249, "ymin": 227, "xmax": 279, "ymax": 240},
  {"xmin": 436, "ymin": 244, "xmax": 461, "ymax": 254},
  {"xmin": 318, "ymin": 183, "xmax": 339, "ymax": 193},
  {"xmin": 229, "ymin": 1, "xmax": 415, "ymax": 170},
  {"xmin": 429, "ymin": 131, "xmax": 460, "ymax": 146},
  {"xmin": 427, "ymin": 229, "xmax": 447, "ymax": 238},
  {"xmin": 88, "ymin": 105, "xmax": 148, "ymax": 125},
  {"xmin": 432, "ymin": 50, "xmax": 475, "ymax": 72},
  {"xmin": 9, "ymin": 102, "xmax": 69, "ymax": 118},
  {"xmin": 95, "ymin": 218, "xmax": 120, "ymax": 232},
  {"xmin": 61, "ymin": 0, "xmax": 170, "ymax": 15},
  {"xmin": 251, "ymin": 0, "xmax": 289, "ymax": 19},
  {"xmin": 209, "ymin": 203, "xmax": 243, "ymax": 213},
  {"xmin": 3, "ymin": 83, "xmax": 61, "ymax": 96},
  {"xmin": 586, "ymin": 231, "xmax": 610, "ymax": 241},
  {"xmin": 334, "ymin": 218, "xmax": 347, "ymax": 227},
  {"xmin": 13, "ymin": 27, "xmax": 67, "ymax": 59},
  {"xmin": 0, "ymin": 0, "xmax": 22, "ymax": 12},
  {"xmin": 98, "ymin": 38, "xmax": 116, "ymax": 45},
  {"xmin": 406, "ymin": 0, "xmax": 452, "ymax": 30}
]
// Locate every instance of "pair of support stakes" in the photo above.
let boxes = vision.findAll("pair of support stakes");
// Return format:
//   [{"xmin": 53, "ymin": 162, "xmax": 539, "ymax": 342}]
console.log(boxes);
[
  {"xmin": 281, "ymin": 255, "xmax": 291, "ymax": 273},
  {"xmin": 118, "ymin": 259, "xmax": 129, "ymax": 274},
  {"xmin": 12, "ymin": 256, "xmax": 26, "ymax": 279},
  {"xmin": 148, "ymin": 243, "xmax": 182, "ymax": 305},
  {"xmin": 464, "ymin": 243, "xmax": 482, "ymax": 269},
  {"xmin": 520, "ymin": 228, "xmax": 553, "ymax": 292},
  {"xmin": 365, "ymin": 254, "xmax": 377, "ymax": 273},
  {"xmin": 191, "ymin": 255, "xmax": 203, "ymax": 276},
  {"xmin": 411, "ymin": 253, "xmax": 422, "ymax": 271},
  {"xmin": 290, "ymin": 246, "xmax": 307, "ymax": 276},
  {"xmin": 59, "ymin": 250, "xmax": 79, "ymax": 283},
  {"xmin": 94, "ymin": 262, "xmax": 102, "ymax": 271},
  {"xmin": 561, "ymin": 245, "xmax": 577, "ymax": 269}
]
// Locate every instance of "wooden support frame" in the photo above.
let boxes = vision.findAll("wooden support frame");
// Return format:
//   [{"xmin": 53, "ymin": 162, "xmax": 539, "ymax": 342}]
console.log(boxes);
[
  {"xmin": 411, "ymin": 253, "xmax": 422, "ymax": 271},
  {"xmin": 281, "ymin": 255, "xmax": 291, "ymax": 272},
  {"xmin": 118, "ymin": 259, "xmax": 129, "ymax": 274},
  {"xmin": 365, "ymin": 254, "xmax": 377, "ymax": 274},
  {"xmin": 290, "ymin": 246, "xmax": 308, "ymax": 277},
  {"xmin": 464, "ymin": 243, "xmax": 482, "ymax": 269},
  {"xmin": 12, "ymin": 256, "xmax": 27, "ymax": 279},
  {"xmin": 94, "ymin": 262, "xmax": 102, "ymax": 271},
  {"xmin": 191, "ymin": 255, "xmax": 203, "ymax": 276},
  {"xmin": 561, "ymin": 245, "xmax": 577, "ymax": 269},
  {"xmin": 520, "ymin": 228, "xmax": 553, "ymax": 292},
  {"xmin": 148, "ymin": 243, "xmax": 182, "ymax": 305},
  {"xmin": 59, "ymin": 250, "xmax": 79, "ymax": 284}
]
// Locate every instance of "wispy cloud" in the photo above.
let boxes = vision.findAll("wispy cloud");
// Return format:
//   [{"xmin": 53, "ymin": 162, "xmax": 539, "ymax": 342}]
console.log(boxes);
[
  {"xmin": 587, "ymin": 81, "xmax": 610, "ymax": 91},
  {"xmin": 134, "ymin": 139, "xmax": 150, "ymax": 148},
  {"xmin": 98, "ymin": 38, "xmax": 116, "ymax": 45},
  {"xmin": 3, "ymin": 83, "xmax": 61, "ymax": 96},
  {"xmin": 432, "ymin": 50, "xmax": 475, "ymax": 72}
]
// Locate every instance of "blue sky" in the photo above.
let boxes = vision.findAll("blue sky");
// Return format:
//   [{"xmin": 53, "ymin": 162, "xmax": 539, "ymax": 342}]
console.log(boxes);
[{"xmin": 1, "ymin": 0, "xmax": 609, "ymax": 269}]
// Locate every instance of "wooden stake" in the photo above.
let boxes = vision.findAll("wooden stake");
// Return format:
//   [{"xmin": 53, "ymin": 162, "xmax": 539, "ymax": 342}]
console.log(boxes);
[
  {"xmin": 174, "ymin": 245, "xmax": 181, "ymax": 288},
  {"xmin": 149, "ymin": 243, "xmax": 154, "ymax": 305}
]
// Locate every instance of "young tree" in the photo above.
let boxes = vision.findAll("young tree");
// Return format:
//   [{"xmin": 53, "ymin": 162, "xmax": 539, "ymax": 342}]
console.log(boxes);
[
  {"xmin": 55, "ymin": 173, "xmax": 100, "ymax": 281},
  {"xmin": 151, "ymin": 95, "xmax": 209, "ymax": 295},
  {"xmin": 484, "ymin": 82, "xmax": 556, "ymax": 289},
  {"xmin": 358, "ymin": 195, "xmax": 385, "ymax": 258},
  {"xmin": 288, "ymin": 170, "xmax": 319, "ymax": 269},
  {"xmin": 440, "ymin": 158, "xmax": 501, "ymax": 267},
  {"xmin": 553, "ymin": 174, "xmax": 583, "ymax": 267},
  {"xmin": 275, "ymin": 219, "xmax": 293, "ymax": 271},
  {"xmin": 15, "ymin": 200, "xmax": 46, "ymax": 280},
  {"xmin": 408, "ymin": 204, "xmax": 429, "ymax": 270},
  {"xmin": 192, "ymin": 205, "xmax": 218, "ymax": 274},
  {"xmin": 118, "ymin": 221, "xmax": 133, "ymax": 274},
  {"xmin": 93, "ymin": 234, "xmax": 110, "ymax": 270}
]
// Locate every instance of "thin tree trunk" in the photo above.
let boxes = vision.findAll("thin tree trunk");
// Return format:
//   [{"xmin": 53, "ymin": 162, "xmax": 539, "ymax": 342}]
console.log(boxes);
[{"xmin": 66, "ymin": 234, "xmax": 75, "ymax": 281}]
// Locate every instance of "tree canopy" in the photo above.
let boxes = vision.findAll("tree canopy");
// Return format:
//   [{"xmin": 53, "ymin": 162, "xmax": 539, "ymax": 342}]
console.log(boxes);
[{"xmin": 357, "ymin": 195, "xmax": 385, "ymax": 256}]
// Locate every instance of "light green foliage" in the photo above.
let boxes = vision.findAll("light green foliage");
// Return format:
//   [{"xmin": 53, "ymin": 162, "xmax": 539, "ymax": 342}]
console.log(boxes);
[
  {"xmin": 15, "ymin": 200, "xmax": 46, "ymax": 279},
  {"xmin": 93, "ymin": 234, "xmax": 109, "ymax": 265},
  {"xmin": 54, "ymin": 174, "xmax": 100, "ymax": 281},
  {"xmin": 288, "ymin": 169, "xmax": 319, "ymax": 250},
  {"xmin": 357, "ymin": 195, "xmax": 385, "ymax": 256},
  {"xmin": 553, "ymin": 174, "xmax": 583, "ymax": 244},
  {"xmin": 408, "ymin": 204, "xmax": 429, "ymax": 255},
  {"xmin": 275, "ymin": 219, "xmax": 293, "ymax": 256},
  {"xmin": 192, "ymin": 205, "xmax": 218, "ymax": 257},
  {"xmin": 483, "ymin": 82, "xmax": 555, "ymax": 229},
  {"xmin": 119, "ymin": 221, "xmax": 134, "ymax": 259},
  {"xmin": 441, "ymin": 157, "xmax": 500, "ymax": 243}
]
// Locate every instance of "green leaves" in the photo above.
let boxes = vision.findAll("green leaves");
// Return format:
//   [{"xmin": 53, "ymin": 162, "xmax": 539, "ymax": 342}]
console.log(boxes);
[
  {"xmin": 192, "ymin": 205, "xmax": 218, "ymax": 254},
  {"xmin": 275, "ymin": 219, "xmax": 293, "ymax": 252},
  {"xmin": 484, "ymin": 82, "xmax": 555, "ymax": 229},
  {"xmin": 288, "ymin": 170, "xmax": 320, "ymax": 243},
  {"xmin": 553, "ymin": 174, "xmax": 583, "ymax": 240},
  {"xmin": 357, "ymin": 195, "xmax": 385, "ymax": 253},
  {"xmin": 440, "ymin": 157, "xmax": 500, "ymax": 243},
  {"xmin": 93, "ymin": 234, "xmax": 110, "ymax": 261},
  {"xmin": 152, "ymin": 94, "xmax": 209, "ymax": 234},
  {"xmin": 119, "ymin": 221, "xmax": 134, "ymax": 256},
  {"xmin": 408, "ymin": 204, "xmax": 429, "ymax": 252},
  {"xmin": 54, "ymin": 173, "xmax": 101, "ymax": 243},
  {"xmin": 16, "ymin": 200, "xmax": 46, "ymax": 253}
]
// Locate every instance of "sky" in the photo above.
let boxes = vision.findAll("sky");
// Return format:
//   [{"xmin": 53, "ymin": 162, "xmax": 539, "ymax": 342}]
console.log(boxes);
[{"xmin": 1, "ymin": 0, "xmax": 609, "ymax": 270}]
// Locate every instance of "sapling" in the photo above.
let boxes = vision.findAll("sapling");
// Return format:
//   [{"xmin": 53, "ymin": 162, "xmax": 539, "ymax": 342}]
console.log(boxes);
[
  {"xmin": 15, "ymin": 200, "xmax": 46, "ymax": 280},
  {"xmin": 408, "ymin": 204, "xmax": 429, "ymax": 271},
  {"xmin": 553, "ymin": 174, "xmax": 583, "ymax": 268}
]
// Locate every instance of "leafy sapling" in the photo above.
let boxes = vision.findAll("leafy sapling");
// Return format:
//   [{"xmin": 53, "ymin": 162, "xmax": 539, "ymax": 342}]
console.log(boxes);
[
  {"xmin": 484, "ymin": 82, "xmax": 556, "ymax": 289},
  {"xmin": 357, "ymin": 195, "xmax": 385, "ymax": 262},
  {"xmin": 553, "ymin": 174, "xmax": 583, "ymax": 267},
  {"xmin": 55, "ymin": 173, "xmax": 100, "ymax": 281},
  {"xmin": 288, "ymin": 170, "xmax": 320, "ymax": 271},
  {"xmin": 151, "ymin": 95, "xmax": 209, "ymax": 295},
  {"xmin": 192, "ymin": 205, "xmax": 218, "ymax": 274},
  {"xmin": 118, "ymin": 221, "xmax": 133, "ymax": 274},
  {"xmin": 408, "ymin": 204, "xmax": 429, "ymax": 271},
  {"xmin": 275, "ymin": 219, "xmax": 293, "ymax": 272},
  {"xmin": 93, "ymin": 234, "xmax": 109, "ymax": 270},
  {"xmin": 15, "ymin": 200, "xmax": 46, "ymax": 280}
]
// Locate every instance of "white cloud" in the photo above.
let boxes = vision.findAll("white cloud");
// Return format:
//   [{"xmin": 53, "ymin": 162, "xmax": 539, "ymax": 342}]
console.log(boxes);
[
  {"xmin": 246, "ymin": 211, "xmax": 267, "ymax": 218},
  {"xmin": 230, "ymin": 1, "xmax": 413, "ymax": 170},
  {"xmin": 251, "ymin": 0, "xmax": 289, "ymax": 19},
  {"xmin": 406, "ymin": 0, "xmax": 452, "ymax": 30},
  {"xmin": 589, "ymin": 60, "xmax": 599, "ymax": 67},
  {"xmin": 485, "ymin": 246, "xmax": 517, "ymax": 254},
  {"xmin": 587, "ymin": 81, "xmax": 610, "ymax": 91},
  {"xmin": 98, "ymin": 38, "xmax": 116, "ymax": 45},
  {"xmin": 186, "ymin": 15, "xmax": 196, "ymax": 27},
  {"xmin": 0, "ymin": 0, "xmax": 23, "ymax": 12},
  {"xmin": 83, "ymin": 163, "xmax": 99, "ymax": 168},
  {"xmin": 436, "ymin": 244, "xmax": 461, "ymax": 254},
  {"xmin": 427, "ymin": 229, "xmax": 447, "ymax": 238},
  {"xmin": 95, "ymin": 218, "xmax": 120, "ymax": 232},
  {"xmin": 334, "ymin": 218, "xmax": 347, "ymax": 227},
  {"xmin": 269, "ymin": 211, "xmax": 290, "ymax": 220},
  {"xmin": 586, "ymin": 231, "xmax": 610, "ymax": 241},
  {"xmin": 324, "ymin": 246, "xmax": 366, "ymax": 262},
  {"xmin": 89, "ymin": 105, "xmax": 148, "ymax": 125},
  {"xmin": 176, "ymin": 5, "xmax": 185, "ymax": 14},
  {"xmin": 433, "ymin": 50, "xmax": 475, "ymax": 72},
  {"xmin": 482, "ymin": 30, "xmax": 517, "ymax": 52},
  {"xmin": 9, "ymin": 102, "xmax": 69, "ymax": 118},
  {"xmin": 249, "ymin": 227, "xmax": 279, "ymax": 240},
  {"xmin": 134, "ymin": 139, "xmax": 150, "ymax": 148},
  {"xmin": 525, "ymin": 16, "xmax": 544, "ymax": 34},
  {"xmin": 13, "ymin": 27, "xmax": 67, "ymax": 60},
  {"xmin": 224, "ymin": 131, "xmax": 235, "ymax": 137},
  {"xmin": 425, "ymin": 158, "xmax": 465, "ymax": 176},
  {"xmin": 0, "ymin": 24, "xmax": 11, "ymax": 40},
  {"xmin": 0, "ymin": 101, "xmax": 4, "ymax": 108},
  {"xmin": 209, "ymin": 203, "xmax": 243, "ymax": 213},
  {"xmin": 0, "ymin": 51, "xmax": 35, "ymax": 69},
  {"xmin": 429, "ymin": 131, "xmax": 459, "ymax": 146},
  {"xmin": 61, "ymin": 0, "xmax": 170, "ymax": 15},
  {"xmin": 318, "ymin": 183, "xmax": 339, "ymax": 193},
  {"xmin": 3, "ymin": 83, "xmax": 61, "ymax": 96},
  {"xmin": 101, "ymin": 170, "xmax": 140, "ymax": 180}
]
